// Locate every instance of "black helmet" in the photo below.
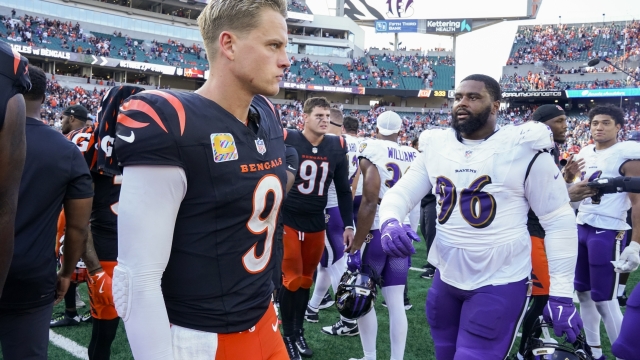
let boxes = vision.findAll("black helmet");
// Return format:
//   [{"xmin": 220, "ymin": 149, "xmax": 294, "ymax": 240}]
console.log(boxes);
[
  {"xmin": 524, "ymin": 322, "xmax": 594, "ymax": 360},
  {"xmin": 335, "ymin": 270, "xmax": 377, "ymax": 320}
]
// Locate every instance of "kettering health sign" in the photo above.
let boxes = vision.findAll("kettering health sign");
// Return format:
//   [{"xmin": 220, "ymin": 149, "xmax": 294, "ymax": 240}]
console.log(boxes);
[
  {"xmin": 375, "ymin": 20, "xmax": 418, "ymax": 33},
  {"xmin": 566, "ymin": 88, "xmax": 640, "ymax": 98}
]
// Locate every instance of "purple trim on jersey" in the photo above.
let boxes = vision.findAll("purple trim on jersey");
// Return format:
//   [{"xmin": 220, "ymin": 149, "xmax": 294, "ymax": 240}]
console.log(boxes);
[
  {"xmin": 427, "ymin": 271, "xmax": 528, "ymax": 359},
  {"xmin": 612, "ymin": 283, "xmax": 640, "ymax": 358},
  {"xmin": 320, "ymin": 206, "xmax": 345, "ymax": 267},
  {"xmin": 574, "ymin": 224, "xmax": 626, "ymax": 301},
  {"xmin": 361, "ymin": 230, "xmax": 408, "ymax": 287}
]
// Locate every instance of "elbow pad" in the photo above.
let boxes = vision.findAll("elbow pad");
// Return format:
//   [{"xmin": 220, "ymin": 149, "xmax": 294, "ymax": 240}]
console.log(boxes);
[
  {"xmin": 588, "ymin": 176, "xmax": 640, "ymax": 194},
  {"xmin": 112, "ymin": 264, "xmax": 132, "ymax": 321}
]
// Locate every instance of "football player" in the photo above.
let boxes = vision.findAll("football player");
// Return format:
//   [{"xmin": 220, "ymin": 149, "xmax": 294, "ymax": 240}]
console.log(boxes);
[
  {"xmin": 112, "ymin": 1, "xmax": 291, "ymax": 359},
  {"xmin": 0, "ymin": 41, "xmax": 29, "ymax": 298},
  {"xmin": 344, "ymin": 111, "xmax": 420, "ymax": 360},
  {"xmin": 343, "ymin": 116, "xmax": 363, "ymax": 220},
  {"xmin": 306, "ymin": 108, "xmax": 348, "ymax": 322},
  {"xmin": 1, "ymin": 65, "xmax": 93, "ymax": 360},
  {"xmin": 571, "ymin": 105, "xmax": 640, "ymax": 360},
  {"xmin": 65, "ymin": 87, "xmax": 144, "ymax": 359},
  {"xmin": 281, "ymin": 97, "xmax": 354, "ymax": 359},
  {"xmin": 516, "ymin": 104, "xmax": 597, "ymax": 360},
  {"xmin": 379, "ymin": 74, "xmax": 582, "ymax": 359}
]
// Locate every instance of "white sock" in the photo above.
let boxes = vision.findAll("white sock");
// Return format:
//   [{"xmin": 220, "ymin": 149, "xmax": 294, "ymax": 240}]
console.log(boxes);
[
  {"xmin": 576, "ymin": 291, "xmax": 602, "ymax": 347},
  {"xmin": 382, "ymin": 286, "xmax": 408, "ymax": 360},
  {"xmin": 591, "ymin": 346, "xmax": 603, "ymax": 358},
  {"xmin": 309, "ymin": 264, "xmax": 332, "ymax": 309},
  {"xmin": 357, "ymin": 305, "xmax": 377, "ymax": 358},
  {"xmin": 618, "ymin": 284, "xmax": 626, "ymax": 297},
  {"xmin": 595, "ymin": 299, "xmax": 623, "ymax": 344},
  {"xmin": 328, "ymin": 256, "xmax": 347, "ymax": 293}
]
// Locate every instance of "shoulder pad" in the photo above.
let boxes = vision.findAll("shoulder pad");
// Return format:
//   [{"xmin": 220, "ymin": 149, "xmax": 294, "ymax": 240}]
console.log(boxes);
[
  {"xmin": 512, "ymin": 121, "xmax": 554, "ymax": 151},
  {"xmin": 418, "ymin": 128, "xmax": 448, "ymax": 153},
  {"xmin": 618, "ymin": 141, "xmax": 640, "ymax": 161}
]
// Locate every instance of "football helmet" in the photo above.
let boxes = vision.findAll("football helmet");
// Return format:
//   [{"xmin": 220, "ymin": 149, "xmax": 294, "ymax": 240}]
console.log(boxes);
[
  {"xmin": 524, "ymin": 322, "xmax": 594, "ymax": 360},
  {"xmin": 335, "ymin": 270, "xmax": 377, "ymax": 320}
]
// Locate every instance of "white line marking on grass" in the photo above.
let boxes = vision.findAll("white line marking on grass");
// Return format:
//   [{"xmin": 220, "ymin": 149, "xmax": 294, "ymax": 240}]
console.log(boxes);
[
  {"xmin": 49, "ymin": 330, "xmax": 89, "ymax": 360},
  {"xmin": 409, "ymin": 267, "xmax": 424, "ymax": 272}
]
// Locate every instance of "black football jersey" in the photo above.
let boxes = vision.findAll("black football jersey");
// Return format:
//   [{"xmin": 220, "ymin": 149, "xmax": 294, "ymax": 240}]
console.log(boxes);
[
  {"xmin": 115, "ymin": 91, "xmax": 287, "ymax": 333},
  {"xmin": 67, "ymin": 125, "xmax": 120, "ymax": 261},
  {"xmin": 283, "ymin": 130, "xmax": 350, "ymax": 232},
  {"xmin": 0, "ymin": 42, "xmax": 30, "ymax": 130}
]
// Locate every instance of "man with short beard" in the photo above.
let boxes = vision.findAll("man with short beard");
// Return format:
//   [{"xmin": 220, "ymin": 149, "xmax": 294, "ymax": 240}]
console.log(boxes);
[{"xmin": 378, "ymin": 74, "xmax": 582, "ymax": 359}]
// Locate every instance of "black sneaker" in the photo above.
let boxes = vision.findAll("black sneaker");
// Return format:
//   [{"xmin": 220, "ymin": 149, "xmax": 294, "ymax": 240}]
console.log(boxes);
[
  {"xmin": 295, "ymin": 328, "xmax": 313, "ymax": 358},
  {"xmin": 318, "ymin": 291, "xmax": 334, "ymax": 310},
  {"xmin": 304, "ymin": 305, "xmax": 319, "ymax": 323},
  {"xmin": 283, "ymin": 335, "xmax": 302, "ymax": 360},
  {"xmin": 420, "ymin": 267, "xmax": 435, "ymax": 279},
  {"xmin": 50, "ymin": 313, "xmax": 81, "ymax": 327},
  {"xmin": 381, "ymin": 298, "xmax": 412, "ymax": 310},
  {"xmin": 321, "ymin": 319, "xmax": 359, "ymax": 336},
  {"xmin": 619, "ymin": 292, "xmax": 628, "ymax": 307},
  {"xmin": 80, "ymin": 312, "xmax": 93, "ymax": 323}
]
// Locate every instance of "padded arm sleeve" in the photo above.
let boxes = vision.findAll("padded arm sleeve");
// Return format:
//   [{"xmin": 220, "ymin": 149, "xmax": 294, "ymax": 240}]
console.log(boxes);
[
  {"xmin": 380, "ymin": 152, "xmax": 432, "ymax": 225},
  {"xmin": 335, "ymin": 154, "xmax": 355, "ymax": 228},
  {"xmin": 114, "ymin": 165, "xmax": 187, "ymax": 360},
  {"xmin": 525, "ymin": 153, "xmax": 577, "ymax": 298}
]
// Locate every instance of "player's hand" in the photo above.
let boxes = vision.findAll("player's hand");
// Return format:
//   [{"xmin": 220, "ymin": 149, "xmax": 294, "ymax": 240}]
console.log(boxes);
[
  {"xmin": 543, "ymin": 296, "xmax": 583, "ymax": 343},
  {"xmin": 613, "ymin": 241, "xmax": 640, "ymax": 273},
  {"xmin": 55, "ymin": 271, "xmax": 71, "ymax": 305},
  {"xmin": 87, "ymin": 270, "xmax": 114, "ymax": 306},
  {"xmin": 380, "ymin": 219, "xmax": 415, "ymax": 257},
  {"xmin": 402, "ymin": 224, "xmax": 421, "ymax": 243},
  {"xmin": 563, "ymin": 155, "xmax": 585, "ymax": 183},
  {"xmin": 347, "ymin": 250, "xmax": 362, "ymax": 272},
  {"xmin": 343, "ymin": 227, "xmax": 355, "ymax": 252},
  {"xmin": 568, "ymin": 180, "xmax": 598, "ymax": 202}
]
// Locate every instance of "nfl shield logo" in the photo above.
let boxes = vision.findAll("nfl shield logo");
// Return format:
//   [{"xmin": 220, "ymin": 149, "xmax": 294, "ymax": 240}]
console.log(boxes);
[
  {"xmin": 255, "ymin": 138, "xmax": 267, "ymax": 155},
  {"xmin": 465, "ymin": 150, "xmax": 473, "ymax": 158}
]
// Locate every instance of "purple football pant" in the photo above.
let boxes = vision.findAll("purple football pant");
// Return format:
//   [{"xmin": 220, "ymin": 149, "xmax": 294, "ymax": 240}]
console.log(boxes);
[
  {"xmin": 574, "ymin": 224, "xmax": 626, "ymax": 302},
  {"xmin": 361, "ymin": 230, "xmax": 409, "ymax": 287},
  {"xmin": 612, "ymin": 283, "xmax": 640, "ymax": 358},
  {"xmin": 320, "ymin": 206, "xmax": 345, "ymax": 267},
  {"xmin": 427, "ymin": 271, "xmax": 528, "ymax": 360},
  {"xmin": 353, "ymin": 195, "xmax": 362, "ymax": 226}
]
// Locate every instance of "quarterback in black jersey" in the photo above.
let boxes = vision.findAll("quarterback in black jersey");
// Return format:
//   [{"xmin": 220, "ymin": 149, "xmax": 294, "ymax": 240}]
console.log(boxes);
[
  {"xmin": 0, "ymin": 41, "xmax": 30, "ymax": 296},
  {"xmin": 112, "ymin": 1, "xmax": 291, "ymax": 358},
  {"xmin": 280, "ymin": 97, "xmax": 354, "ymax": 358}
]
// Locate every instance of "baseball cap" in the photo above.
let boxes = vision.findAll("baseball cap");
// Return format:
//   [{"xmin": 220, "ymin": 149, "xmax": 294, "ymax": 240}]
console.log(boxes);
[
  {"xmin": 376, "ymin": 111, "xmax": 402, "ymax": 136},
  {"xmin": 62, "ymin": 105, "xmax": 89, "ymax": 121},
  {"xmin": 628, "ymin": 131, "xmax": 640, "ymax": 141},
  {"xmin": 532, "ymin": 104, "xmax": 565, "ymax": 123}
]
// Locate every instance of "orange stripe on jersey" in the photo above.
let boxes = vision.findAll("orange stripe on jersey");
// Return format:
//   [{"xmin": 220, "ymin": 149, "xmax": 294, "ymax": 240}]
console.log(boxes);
[
  {"xmin": 120, "ymin": 99, "xmax": 166, "ymax": 132},
  {"xmin": 339, "ymin": 135, "xmax": 344, "ymax": 148},
  {"xmin": 283, "ymin": 129, "xmax": 288, "ymax": 140},
  {"xmin": 117, "ymin": 113, "xmax": 150, "ymax": 129},
  {"xmin": 145, "ymin": 90, "xmax": 186, "ymax": 135},
  {"xmin": 259, "ymin": 95, "xmax": 276, "ymax": 116},
  {"xmin": 10, "ymin": 48, "xmax": 21, "ymax": 75}
]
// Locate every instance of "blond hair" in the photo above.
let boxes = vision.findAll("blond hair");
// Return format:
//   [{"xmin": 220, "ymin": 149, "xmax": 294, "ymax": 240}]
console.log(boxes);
[{"xmin": 197, "ymin": 0, "xmax": 287, "ymax": 59}]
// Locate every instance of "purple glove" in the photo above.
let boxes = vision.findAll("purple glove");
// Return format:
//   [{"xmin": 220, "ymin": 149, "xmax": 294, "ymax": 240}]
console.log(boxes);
[
  {"xmin": 403, "ymin": 224, "xmax": 421, "ymax": 243},
  {"xmin": 380, "ymin": 219, "xmax": 415, "ymax": 257},
  {"xmin": 347, "ymin": 250, "xmax": 361, "ymax": 272},
  {"xmin": 543, "ymin": 296, "xmax": 583, "ymax": 343}
]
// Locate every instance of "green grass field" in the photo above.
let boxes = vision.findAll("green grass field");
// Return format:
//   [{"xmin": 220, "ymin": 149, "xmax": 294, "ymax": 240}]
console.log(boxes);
[{"xmin": 2, "ymin": 238, "xmax": 637, "ymax": 359}]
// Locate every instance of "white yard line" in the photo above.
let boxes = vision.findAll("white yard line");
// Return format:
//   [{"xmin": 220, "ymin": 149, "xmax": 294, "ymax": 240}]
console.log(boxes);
[
  {"xmin": 49, "ymin": 330, "xmax": 89, "ymax": 360},
  {"xmin": 409, "ymin": 267, "xmax": 424, "ymax": 272}
]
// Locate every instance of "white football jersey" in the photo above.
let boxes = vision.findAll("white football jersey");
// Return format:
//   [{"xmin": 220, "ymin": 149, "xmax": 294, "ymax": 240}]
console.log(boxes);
[
  {"xmin": 417, "ymin": 122, "xmax": 569, "ymax": 290},
  {"xmin": 576, "ymin": 141, "xmax": 640, "ymax": 230},
  {"xmin": 359, "ymin": 138, "xmax": 419, "ymax": 229},
  {"xmin": 326, "ymin": 134, "xmax": 363, "ymax": 208}
]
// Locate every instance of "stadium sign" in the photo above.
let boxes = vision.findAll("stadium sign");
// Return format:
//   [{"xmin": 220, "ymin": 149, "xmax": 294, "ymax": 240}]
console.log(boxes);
[
  {"xmin": 501, "ymin": 90, "xmax": 565, "ymax": 98},
  {"xmin": 375, "ymin": 20, "xmax": 418, "ymax": 33},
  {"xmin": 118, "ymin": 61, "xmax": 176, "ymax": 75},
  {"xmin": 280, "ymin": 82, "xmax": 365, "ymax": 94},
  {"xmin": 565, "ymin": 88, "xmax": 640, "ymax": 98},
  {"xmin": 425, "ymin": 19, "xmax": 472, "ymax": 33},
  {"xmin": 9, "ymin": 44, "xmax": 71, "ymax": 60}
]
